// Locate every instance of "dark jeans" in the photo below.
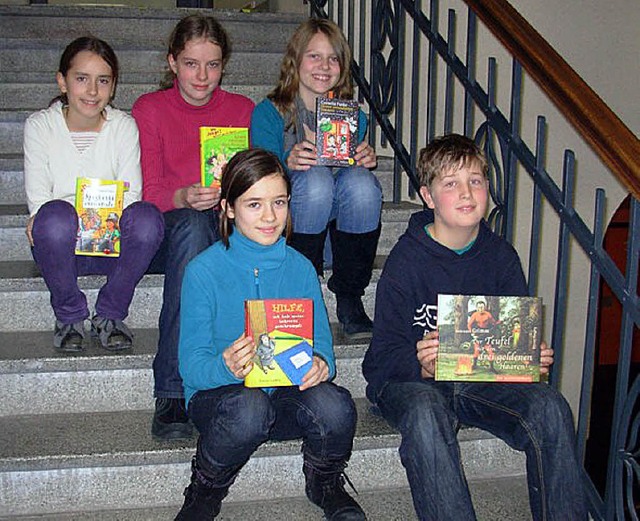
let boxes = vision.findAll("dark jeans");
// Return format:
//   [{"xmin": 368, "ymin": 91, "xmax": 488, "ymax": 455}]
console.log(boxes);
[
  {"xmin": 376, "ymin": 380, "xmax": 588, "ymax": 521},
  {"xmin": 31, "ymin": 199, "xmax": 164, "ymax": 323},
  {"xmin": 187, "ymin": 383, "xmax": 357, "ymax": 483},
  {"xmin": 147, "ymin": 208, "xmax": 219, "ymax": 399}
]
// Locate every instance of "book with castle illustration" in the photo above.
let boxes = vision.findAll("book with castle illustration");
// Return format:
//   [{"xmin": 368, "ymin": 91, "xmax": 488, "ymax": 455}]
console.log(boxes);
[
  {"xmin": 244, "ymin": 298, "xmax": 314, "ymax": 388},
  {"xmin": 315, "ymin": 95, "xmax": 359, "ymax": 167},
  {"xmin": 200, "ymin": 127, "xmax": 249, "ymax": 188},
  {"xmin": 435, "ymin": 295, "xmax": 542, "ymax": 382},
  {"xmin": 74, "ymin": 177, "xmax": 128, "ymax": 257}
]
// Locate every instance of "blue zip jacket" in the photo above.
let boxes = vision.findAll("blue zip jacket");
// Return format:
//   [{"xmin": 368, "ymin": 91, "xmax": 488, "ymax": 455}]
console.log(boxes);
[{"xmin": 179, "ymin": 229, "xmax": 336, "ymax": 406}]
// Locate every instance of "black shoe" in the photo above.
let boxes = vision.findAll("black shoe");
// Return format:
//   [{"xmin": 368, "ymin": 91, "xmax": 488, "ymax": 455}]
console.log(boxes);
[
  {"xmin": 53, "ymin": 320, "xmax": 85, "ymax": 352},
  {"xmin": 152, "ymin": 398, "xmax": 193, "ymax": 441},
  {"xmin": 336, "ymin": 295, "xmax": 373, "ymax": 341},
  {"xmin": 90, "ymin": 315, "xmax": 133, "ymax": 351},
  {"xmin": 304, "ymin": 457, "xmax": 366, "ymax": 521},
  {"xmin": 175, "ymin": 457, "xmax": 230, "ymax": 520}
]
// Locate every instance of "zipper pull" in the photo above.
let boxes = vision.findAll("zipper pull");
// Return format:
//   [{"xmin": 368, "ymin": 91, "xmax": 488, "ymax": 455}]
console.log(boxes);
[{"xmin": 253, "ymin": 268, "xmax": 260, "ymax": 298}]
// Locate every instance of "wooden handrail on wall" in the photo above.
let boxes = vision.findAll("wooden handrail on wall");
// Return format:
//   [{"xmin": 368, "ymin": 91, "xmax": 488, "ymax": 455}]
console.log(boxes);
[{"xmin": 463, "ymin": 0, "xmax": 640, "ymax": 200}]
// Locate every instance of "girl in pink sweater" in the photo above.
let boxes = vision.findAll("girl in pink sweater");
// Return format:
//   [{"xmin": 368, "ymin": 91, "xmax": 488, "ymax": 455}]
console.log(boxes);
[{"xmin": 132, "ymin": 14, "xmax": 254, "ymax": 442}]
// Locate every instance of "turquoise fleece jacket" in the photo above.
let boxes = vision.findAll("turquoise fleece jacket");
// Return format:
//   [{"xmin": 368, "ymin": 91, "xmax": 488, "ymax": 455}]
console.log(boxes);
[
  {"xmin": 250, "ymin": 98, "xmax": 368, "ymax": 169},
  {"xmin": 178, "ymin": 229, "xmax": 336, "ymax": 406}
]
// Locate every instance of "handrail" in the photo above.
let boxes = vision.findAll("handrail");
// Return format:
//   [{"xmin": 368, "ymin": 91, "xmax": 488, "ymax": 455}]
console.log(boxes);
[{"xmin": 463, "ymin": 0, "xmax": 640, "ymax": 200}]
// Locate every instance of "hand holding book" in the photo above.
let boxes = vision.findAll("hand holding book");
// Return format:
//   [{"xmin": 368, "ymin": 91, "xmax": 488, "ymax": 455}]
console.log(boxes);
[
  {"xmin": 299, "ymin": 355, "xmax": 329, "ymax": 391},
  {"xmin": 223, "ymin": 332, "xmax": 255, "ymax": 380},
  {"xmin": 417, "ymin": 330, "xmax": 439, "ymax": 379}
]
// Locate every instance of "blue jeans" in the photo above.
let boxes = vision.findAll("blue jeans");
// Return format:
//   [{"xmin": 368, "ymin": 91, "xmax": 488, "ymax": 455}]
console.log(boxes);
[
  {"xmin": 187, "ymin": 383, "xmax": 357, "ymax": 482},
  {"xmin": 31, "ymin": 200, "xmax": 164, "ymax": 323},
  {"xmin": 147, "ymin": 208, "xmax": 219, "ymax": 398},
  {"xmin": 375, "ymin": 380, "xmax": 587, "ymax": 521},
  {"xmin": 288, "ymin": 165, "xmax": 382, "ymax": 234}
]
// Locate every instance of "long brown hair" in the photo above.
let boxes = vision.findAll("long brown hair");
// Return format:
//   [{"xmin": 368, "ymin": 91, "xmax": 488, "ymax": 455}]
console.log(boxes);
[
  {"xmin": 267, "ymin": 18, "xmax": 353, "ymax": 128},
  {"xmin": 160, "ymin": 14, "xmax": 231, "ymax": 89},
  {"xmin": 219, "ymin": 149, "xmax": 292, "ymax": 248},
  {"xmin": 50, "ymin": 36, "xmax": 119, "ymax": 107}
]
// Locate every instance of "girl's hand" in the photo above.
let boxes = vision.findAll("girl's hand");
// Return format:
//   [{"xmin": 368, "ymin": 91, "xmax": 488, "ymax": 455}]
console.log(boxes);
[
  {"xmin": 354, "ymin": 141, "xmax": 377, "ymax": 169},
  {"xmin": 300, "ymin": 355, "xmax": 329, "ymax": 391},
  {"xmin": 25, "ymin": 215, "xmax": 35, "ymax": 247},
  {"xmin": 223, "ymin": 333, "xmax": 255, "ymax": 380},
  {"xmin": 540, "ymin": 342, "xmax": 554, "ymax": 374},
  {"xmin": 287, "ymin": 141, "xmax": 318, "ymax": 172},
  {"xmin": 417, "ymin": 330, "xmax": 439, "ymax": 379},
  {"xmin": 174, "ymin": 183, "xmax": 221, "ymax": 211}
]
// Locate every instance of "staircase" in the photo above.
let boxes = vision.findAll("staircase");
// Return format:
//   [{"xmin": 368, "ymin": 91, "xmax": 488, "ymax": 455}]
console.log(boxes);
[{"xmin": 0, "ymin": 5, "xmax": 530, "ymax": 519}]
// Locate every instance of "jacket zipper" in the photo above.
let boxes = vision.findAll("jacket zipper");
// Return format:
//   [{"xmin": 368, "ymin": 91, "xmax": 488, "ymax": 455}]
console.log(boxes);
[{"xmin": 253, "ymin": 268, "xmax": 261, "ymax": 299}]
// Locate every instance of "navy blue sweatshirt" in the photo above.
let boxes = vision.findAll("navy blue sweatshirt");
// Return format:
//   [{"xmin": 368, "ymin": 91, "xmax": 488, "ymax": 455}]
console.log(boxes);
[{"xmin": 362, "ymin": 210, "xmax": 527, "ymax": 403}]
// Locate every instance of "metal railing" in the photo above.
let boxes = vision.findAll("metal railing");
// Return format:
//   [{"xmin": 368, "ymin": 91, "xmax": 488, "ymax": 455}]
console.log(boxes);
[{"xmin": 307, "ymin": 0, "xmax": 640, "ymax": 519}]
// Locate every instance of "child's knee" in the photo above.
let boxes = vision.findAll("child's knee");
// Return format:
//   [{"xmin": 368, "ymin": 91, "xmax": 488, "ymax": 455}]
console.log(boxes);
[{"xmin": 33, "ymin": 200, "xmax": 77, "ymax": 244}]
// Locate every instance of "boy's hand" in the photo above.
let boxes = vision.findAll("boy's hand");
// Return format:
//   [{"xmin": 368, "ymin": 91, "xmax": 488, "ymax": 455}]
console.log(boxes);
[
  {"xmin": 300, "ymin": 355, "xmax": 329, "ymax": 391},
  {"xmin": 223, "ymin": 333, "xmax": 255, "ymax": 380},
  {"xmin": 417, "ymin": 330, "xmax": 439, "ymax": 379},
  {"xmin": 25, "ymin": 215, "xmax": 35, "ymax": 246},
  {"xmin": 540, "ymin": 342, "xmax": 554, "ymax": 375},
  {"xmin": 354, "ymin": 142, "xmax": 377, "ymax": 169},
  {"xmin": 174, "ymin": 183, "xmax": 221, "ymax": 211},
  {"xmin": 287, "ymin": 141, "xmax": 318, "ymax": 171}
]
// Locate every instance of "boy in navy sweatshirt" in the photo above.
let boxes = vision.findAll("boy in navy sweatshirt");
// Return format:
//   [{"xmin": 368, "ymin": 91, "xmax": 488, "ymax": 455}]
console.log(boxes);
[{"xmin": 362, "ymin": 134, "xmax": 587, "ymax": 521}]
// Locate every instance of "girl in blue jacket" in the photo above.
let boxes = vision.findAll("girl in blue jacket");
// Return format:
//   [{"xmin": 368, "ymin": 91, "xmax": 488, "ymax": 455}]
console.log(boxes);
[
  {"xmin": 251, "ymin": 18, "xmax": 382, "ymax": 341},
  {"xmin": 175, "ymin": 149, "xmax": 365, "ymax": 521}
]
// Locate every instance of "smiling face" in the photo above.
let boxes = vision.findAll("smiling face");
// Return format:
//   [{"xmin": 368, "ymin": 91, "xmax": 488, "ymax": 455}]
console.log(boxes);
[
  {"xmin": 223, "ymin": 173, "xmax": 289, "ymax": 246},
  {"xmin": 56, "ymin": 50, "xmax": 114, "ymax": 131},
  {"xmin": 420, "ymin": 159, "xmax": 488, "ymax": 248},
  {"xmin": 168, "ymin": 38, "xmax": 223, "ymax": 106},
  {"xmin": 297, "ymin": 31, "xmax": 341, "ymax": 109}
]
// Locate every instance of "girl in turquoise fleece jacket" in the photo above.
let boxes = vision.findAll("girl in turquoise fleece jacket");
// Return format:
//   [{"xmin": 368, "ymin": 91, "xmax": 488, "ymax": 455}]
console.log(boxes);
[{"xmin": 175, "ymin": 149, "xmax": 365, "ymax": 521}]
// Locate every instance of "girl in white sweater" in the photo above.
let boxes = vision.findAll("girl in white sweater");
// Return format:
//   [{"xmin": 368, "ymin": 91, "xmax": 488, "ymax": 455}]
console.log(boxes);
[{"xmin": 23, "ymin": 36, "xmax": 164, "ymax": 352}]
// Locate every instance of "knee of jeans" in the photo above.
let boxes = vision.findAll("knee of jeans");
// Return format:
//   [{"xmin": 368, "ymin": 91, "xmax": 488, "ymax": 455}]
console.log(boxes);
[
  {"xmin": 529, "ymin": 388, "xmax": 575, "ymax": 443},
  {"xmin": 401, "ymin": 400, "xmax": 456, "ymax": 444},
  {"xmin": 306, "ymin": 384, "xmax": 357, "ymax": 436},
  {"xmin": 336, "ymin": 167, "xmax": 382, "ymax": 207},
  {"xmin": 121, "ymin": 201, "xmax": 164, "ymax": 247},
  {"xmin": 32, "ymin": 200, "xmax": 77, "ymax": 244},
  {"xmin": 168, "ymin": 209, "xmax": 216, "ymax": 252},
  {"xmin": 291, "ymin": 166, "xmax": 334, "ymax": 205},
  {"xmin": 224, "ymin": 389, "xmax": 275, "ymax": 445}
]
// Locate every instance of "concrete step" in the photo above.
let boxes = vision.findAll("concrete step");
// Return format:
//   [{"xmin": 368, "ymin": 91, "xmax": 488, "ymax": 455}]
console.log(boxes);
[
  {"xmin": 0, "ymin": 6, "xmax": 305, "ymax": 49},
  {"xmin": 0, "ymin": 198, "xmax": 415, "ymax": 261},
  {"xmin": 0, "ymin": 477, "xmax": 533, "ymax": 520},
  {"xmin": 0, "ymin": 399, "xmax": 526, "ymax": 517},
  {"xmin": 0, "ymin": 327, "xmax": 369, "ymax": 417}
]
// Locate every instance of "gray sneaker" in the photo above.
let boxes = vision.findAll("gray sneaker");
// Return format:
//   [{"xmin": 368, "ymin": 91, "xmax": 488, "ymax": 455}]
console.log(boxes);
[
  {"xmin": 53, "ymin": 320, "xmax": 85, "ymax": 352},
  {"xmin": 90, "ymin": 315, "xmax": 133, "ymax": 351}
]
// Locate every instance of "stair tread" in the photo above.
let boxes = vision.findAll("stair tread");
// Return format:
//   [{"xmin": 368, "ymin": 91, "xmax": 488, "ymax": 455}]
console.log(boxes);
[
  {"xmin": 0, "ymin": 327, "xmax": 368, "ymax": 371},
  {"xmin": 0, "ymin": 477, "xmax": 534, "ymax": 521}
]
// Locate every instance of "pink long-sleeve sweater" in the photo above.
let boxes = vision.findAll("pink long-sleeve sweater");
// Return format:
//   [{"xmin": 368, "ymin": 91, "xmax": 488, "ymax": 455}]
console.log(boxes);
[{"xmin": 132, "ymin": 81, "xmax": 255, "ymax": 213}]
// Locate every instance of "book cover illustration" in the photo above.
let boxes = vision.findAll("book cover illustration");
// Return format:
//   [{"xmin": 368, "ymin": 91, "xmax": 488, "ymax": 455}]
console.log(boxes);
[
  {"xmin": 435, "ymin": 295, "xmax": 542, "ymax": 382},
  {"xmin": 315, "ymin": 97, "xmax": 359, "ymax": 167},
  {"xmin": 74, "ymin": 177, "xmax": 128, "ymax": 257},
  {"xmin": 200, "ymin": 127, "xmax": 249, "ymax": 188},
  {"xmin": 244, "ymin": 298, "xmax": 314, "ymax": 388}
]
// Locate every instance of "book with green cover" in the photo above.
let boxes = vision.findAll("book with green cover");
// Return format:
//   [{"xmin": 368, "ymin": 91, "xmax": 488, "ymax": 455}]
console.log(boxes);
[
  {"xmin": 436, "ymin": 294, "xmax": 542, "ymax": 382},
  {"xmin": 200, "ymin": 127, "xmax": 249, "ymax": 188}
]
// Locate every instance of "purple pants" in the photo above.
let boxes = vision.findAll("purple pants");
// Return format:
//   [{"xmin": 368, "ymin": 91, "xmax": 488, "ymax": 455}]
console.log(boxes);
[{"xmin": 31, "ymin": 199, "xmax": 164, "ymax": 324}]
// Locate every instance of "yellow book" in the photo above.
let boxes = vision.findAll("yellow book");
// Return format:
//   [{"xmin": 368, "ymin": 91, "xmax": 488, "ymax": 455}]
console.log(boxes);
[
  {"xmin": 74, "ymin": 177, "xmax": 128, "ymax": 257},
  {"xmin": 200, "ymin": 127, "xmax": 249, "ymax": 188}
]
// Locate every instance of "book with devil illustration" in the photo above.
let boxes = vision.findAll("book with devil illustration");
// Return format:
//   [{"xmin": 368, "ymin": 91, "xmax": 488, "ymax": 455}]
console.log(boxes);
[
  {"xmin": 435, "ymin": 295, "xmax": 542, "ymax": 382},
  {"xmin": 315, "ymin": 96, "xmax": 359, "ymax": 167},
  {"xmin": 244, "ymin": 298, "xmax": 314, "ymax": 387}
]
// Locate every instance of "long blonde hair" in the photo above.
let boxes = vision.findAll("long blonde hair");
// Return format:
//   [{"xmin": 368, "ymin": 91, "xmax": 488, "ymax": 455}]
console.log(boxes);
[{"xmin": 267, "ymin": 18, "xmax": 353, "ymax": 128}]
